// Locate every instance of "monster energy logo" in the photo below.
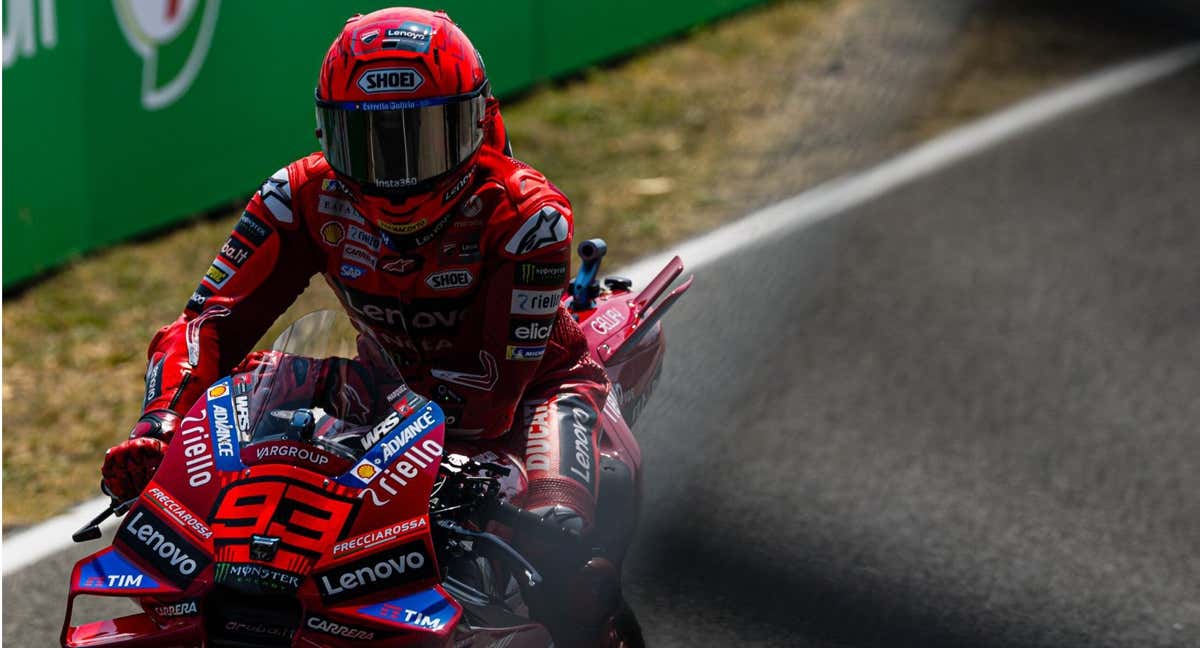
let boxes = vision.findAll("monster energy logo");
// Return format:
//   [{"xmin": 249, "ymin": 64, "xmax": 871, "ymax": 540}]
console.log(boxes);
[{"xmin": 515, "ymin": 262, "xmax": 567, "ymax": 287}]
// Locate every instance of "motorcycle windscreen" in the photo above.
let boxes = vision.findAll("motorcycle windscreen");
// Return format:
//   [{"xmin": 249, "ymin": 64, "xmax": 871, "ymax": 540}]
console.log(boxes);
[{"xmin": 247, "ymin": 310, "xmax": 446, "ymax": 540}]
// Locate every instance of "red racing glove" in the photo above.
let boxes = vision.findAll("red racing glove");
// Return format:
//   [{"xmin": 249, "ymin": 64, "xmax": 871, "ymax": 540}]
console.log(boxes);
[{"xmin": 100, "ymin": 409, "xmax": 180, "ymax": 501}]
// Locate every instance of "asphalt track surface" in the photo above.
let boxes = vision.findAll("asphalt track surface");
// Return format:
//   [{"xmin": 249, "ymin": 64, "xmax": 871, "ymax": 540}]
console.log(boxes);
[{"xmin": 6, "ymin": 64, "xmax": 1200, "ymax": 647}]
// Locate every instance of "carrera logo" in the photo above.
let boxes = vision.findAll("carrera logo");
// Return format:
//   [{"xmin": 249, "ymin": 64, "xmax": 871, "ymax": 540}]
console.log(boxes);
[
  {"xmin": 316, "ymin": 540, "xmax": 435, "ymax": 604},
  {"xmin": 153, "ymin": 600, "xmax": 199, "ymax": 618},
  {"xmin": 307, "ymin": 615, "xmax": 377, "ymax": 641},
  {"xmin": 357, "ymin": 68, "xmax": 424, "ymax": 94},
  {"xmin": 343, "ymin": 245, "xmax": 377, "ymax": 269},
  {"xmin": 425, "ymin": 269, "xmax": 474, "ymax": 291}
]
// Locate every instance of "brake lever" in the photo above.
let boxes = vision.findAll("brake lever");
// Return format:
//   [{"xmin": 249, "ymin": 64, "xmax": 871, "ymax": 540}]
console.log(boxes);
[
  {"xmin": 72, "ymin": 483, "xmax": 137, "ymax": 543},
  {"xmin": 437, "ymin": 520, "xmax": 543, "ymax": 589}
]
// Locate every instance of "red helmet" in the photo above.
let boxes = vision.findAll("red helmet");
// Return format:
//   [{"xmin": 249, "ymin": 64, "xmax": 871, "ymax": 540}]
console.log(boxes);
[{"xmin": 315, "ymin": 8, "xmax": 488, "ymax": 233}]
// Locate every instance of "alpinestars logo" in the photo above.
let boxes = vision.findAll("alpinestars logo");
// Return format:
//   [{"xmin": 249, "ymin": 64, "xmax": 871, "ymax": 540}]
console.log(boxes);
[
  {"xmin": 114, "ymin": 0, "xmax": 222, "ymax": 110},
  {"xmin": 505, "ymin": 207, "xmax": 569, "ymax": 255}
]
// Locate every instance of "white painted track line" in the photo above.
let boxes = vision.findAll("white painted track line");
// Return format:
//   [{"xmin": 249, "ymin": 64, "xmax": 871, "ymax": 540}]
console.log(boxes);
[
  {"xmin": 4, "ymin": 42, "xmax": 1198, "ymax": 577},
  {"xmin": 621, "ymin": 42, "xmax": 1200, "ymax": 287}
]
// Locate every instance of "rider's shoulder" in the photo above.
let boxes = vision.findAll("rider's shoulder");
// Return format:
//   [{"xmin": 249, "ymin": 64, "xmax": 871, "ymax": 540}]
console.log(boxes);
[
  {"xmin": 251, "ymin": 153, "xmax": 335, "ymax": 230},
  {"xmin": 477, "ymin": 149, "xmax": 573, "ymax": 259}
]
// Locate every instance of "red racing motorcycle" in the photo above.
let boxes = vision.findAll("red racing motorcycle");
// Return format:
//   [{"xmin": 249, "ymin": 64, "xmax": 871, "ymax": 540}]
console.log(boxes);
[{"xmin": 61, "ymin": 240, "xmax": 692, "ymax": 648}]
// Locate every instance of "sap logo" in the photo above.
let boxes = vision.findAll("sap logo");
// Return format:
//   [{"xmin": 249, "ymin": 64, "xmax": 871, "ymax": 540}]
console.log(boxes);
[
  {"xmin": 589, "ymin": 307, "xmax": 625, "ymax": 335},
  {"xmin": 510, "ymin": 288, "xmax": 560, "ymax": 316},
  {"xmin": 340, "ymin": 263, "xmax": 367, "ymax": 281},
  {"xmin": 425, "ymin": 269, "xmax": 474, "ymax": 291},
  {"xmin": 357, "ymin": 67, "xmax": 424, "ymax": 94},
  {"xmin": 211, "ymin": 404, "xmax": 235, "ymax": 458},
  {"xmin": 510, "ymin": 319, "xmax": 552, "ymax": 342}
]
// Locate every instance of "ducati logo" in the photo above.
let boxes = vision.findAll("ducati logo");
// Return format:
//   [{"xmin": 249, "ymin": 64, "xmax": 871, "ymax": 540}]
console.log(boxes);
[{"xmin": 114, "ymin": 0, "xmax": 222, "ymax": 110}]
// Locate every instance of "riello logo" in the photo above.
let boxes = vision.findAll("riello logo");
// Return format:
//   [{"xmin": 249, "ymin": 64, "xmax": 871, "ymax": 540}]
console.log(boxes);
[{"xmin": 113, "ymin": 0, "xmax": 222, "ymax": 110}]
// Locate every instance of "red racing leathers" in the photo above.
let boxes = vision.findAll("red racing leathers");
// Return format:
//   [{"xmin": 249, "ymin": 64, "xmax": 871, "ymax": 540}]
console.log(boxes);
[{"xmin": 135, "ymin": 107, "xmax": 608, "ymax": 526}]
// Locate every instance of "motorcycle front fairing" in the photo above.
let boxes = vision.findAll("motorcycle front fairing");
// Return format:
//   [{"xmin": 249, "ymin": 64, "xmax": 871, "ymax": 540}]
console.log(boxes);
[{"xmin": 63, "ymin": 312, "xmax": 463, "ymax": 647}]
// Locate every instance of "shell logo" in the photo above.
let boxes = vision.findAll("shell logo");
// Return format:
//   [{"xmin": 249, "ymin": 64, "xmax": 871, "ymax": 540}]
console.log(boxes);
[
  {"xmin": 113, "ymin": 0, "xmax": 221, "ymax": 110},
  {"xmin": 355, "ymin": 463, "xmax": 378, "ymax": 480},
  {"xmin": 321, "ymin": 222, "xmax": 345, "ymax": 246},
  {"xmin": 207, "ymin": 384, "xmax": 228, "ymax": 398}
]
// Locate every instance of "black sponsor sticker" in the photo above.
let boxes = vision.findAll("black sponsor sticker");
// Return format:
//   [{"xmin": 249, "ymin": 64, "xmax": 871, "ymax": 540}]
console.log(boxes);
[
  {"xmin": 509, "ymin": 318, "xmax": 554, "ymax": 343},
  {"xmin": 314, "ymin": 539, "xmax": 435, "ymax": 604},
  {"xmin": 118, "ymin": 507, "xmax": 212, "ymax": 588},
  {"xmin": 556, "ymin": 394, "xmax": 598, "ymax": 492},
  {"xmin": 234, "ymin": 211, "xmax": 272, "ymax": 247},
  {"xmin": 219, "ymin": 236, "xmax": 254, "ymax": 268},
  {"xmin": 515, "ymin": 262, "xmax": 568, "ymax": 287},
  {"xmin": 186, "ymin": 283, "xmax": 214, "ymax": 313},
  {"xmin": 143, "ymin": 355, "xmax": 166, "ymax": 409},
  {"xmin": 214, "ymin": 562, "xmax": 303, "ymax": 594}
]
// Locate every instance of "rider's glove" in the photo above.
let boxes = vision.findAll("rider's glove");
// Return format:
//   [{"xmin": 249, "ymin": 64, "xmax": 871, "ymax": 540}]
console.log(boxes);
[{"xmin": 100, "ymin": 409, "xmax": 180, "ymax": 501}]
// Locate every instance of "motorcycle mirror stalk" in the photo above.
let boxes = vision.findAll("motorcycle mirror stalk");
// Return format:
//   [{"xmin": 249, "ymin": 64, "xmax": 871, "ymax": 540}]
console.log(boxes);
[{"xmin": 72, "ymin": 482, "xmax": 138, "ymax": 543}]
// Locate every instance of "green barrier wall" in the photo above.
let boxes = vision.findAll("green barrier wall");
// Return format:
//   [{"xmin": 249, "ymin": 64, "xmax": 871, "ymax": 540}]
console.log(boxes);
[{"xmin": 3, "ymin": 0, "xmax": 764, "ymax": 287}]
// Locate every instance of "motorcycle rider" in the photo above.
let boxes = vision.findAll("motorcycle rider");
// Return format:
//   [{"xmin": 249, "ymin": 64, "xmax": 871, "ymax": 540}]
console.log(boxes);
[{"xmin": 100, "ymin": 7, "xmax": 617, "ymax": 643}]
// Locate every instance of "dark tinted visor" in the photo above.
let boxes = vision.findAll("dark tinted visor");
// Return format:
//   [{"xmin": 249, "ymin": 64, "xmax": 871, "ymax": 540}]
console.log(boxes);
[{"xmin": 316, "ymin": 84, "xmax": 487, "ymax": 191}]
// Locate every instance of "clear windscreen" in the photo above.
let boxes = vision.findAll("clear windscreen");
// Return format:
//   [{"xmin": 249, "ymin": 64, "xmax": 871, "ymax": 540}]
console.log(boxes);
[{"xmin": 236, "ymin": 310, "xmax": 419, "ymax": 463}]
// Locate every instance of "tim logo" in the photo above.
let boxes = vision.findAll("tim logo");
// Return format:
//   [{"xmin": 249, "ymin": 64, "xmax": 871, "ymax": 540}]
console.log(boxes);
[
  {"xmin": 114, "ymin": 0, "xmax": 222, "ymax": 110},
  {"xmin": 358, "ymin": 67, "xmax": 424, "ymax": 94}
]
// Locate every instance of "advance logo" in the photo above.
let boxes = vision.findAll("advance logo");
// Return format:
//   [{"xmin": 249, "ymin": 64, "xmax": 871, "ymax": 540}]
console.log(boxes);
[
  {"xmin": 315, "ymin": 539, "xmax": 435, "ymax": 604},
  {"xmin": 358, "ymin": 68, "xmax": 424, "ymax": 94},
  {"xmin": 118, "ymin": 508, "xmax": 211, "ymax": 588}
]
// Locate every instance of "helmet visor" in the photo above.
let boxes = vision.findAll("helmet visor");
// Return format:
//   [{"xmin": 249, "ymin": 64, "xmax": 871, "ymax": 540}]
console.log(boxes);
[{"xmin": 316, "ymin": 86, "xmax": 487, "ymax": 191}]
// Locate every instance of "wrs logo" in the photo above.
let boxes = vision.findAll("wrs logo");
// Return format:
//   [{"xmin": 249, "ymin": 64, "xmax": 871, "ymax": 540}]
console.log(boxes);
[{"xmin": 113, "ymin": 0, "xmax": 221, "ymax": 110}]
